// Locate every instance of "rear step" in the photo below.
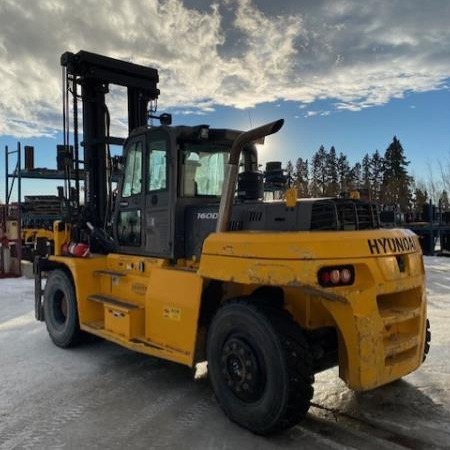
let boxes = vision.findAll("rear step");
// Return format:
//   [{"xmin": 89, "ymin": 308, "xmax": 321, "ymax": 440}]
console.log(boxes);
[
  {"xmin": 87, "ymin": 294, "xmax": 144, "ymax": 340},
  {"xmin": 88, "ymin": 294, "xmax": 141, "ymax": 310}
]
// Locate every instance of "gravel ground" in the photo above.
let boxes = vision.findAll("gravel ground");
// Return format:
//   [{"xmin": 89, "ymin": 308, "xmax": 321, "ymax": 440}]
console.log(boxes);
[{"xmin": 0, "ymin": 256, "xmax": 449, "ymax": 449}]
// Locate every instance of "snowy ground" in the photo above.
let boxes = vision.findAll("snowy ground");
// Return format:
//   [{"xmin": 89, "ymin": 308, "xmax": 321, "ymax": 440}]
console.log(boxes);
[{"xmin": 0, "ymin": 257, "xmax": 449, "ymax": 449}]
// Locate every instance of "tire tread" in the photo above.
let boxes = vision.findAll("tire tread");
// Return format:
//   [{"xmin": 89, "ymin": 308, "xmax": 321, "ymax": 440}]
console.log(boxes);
[{"xmin": 44, "ymin": 269, "xmax": 83, "ymax": 348}]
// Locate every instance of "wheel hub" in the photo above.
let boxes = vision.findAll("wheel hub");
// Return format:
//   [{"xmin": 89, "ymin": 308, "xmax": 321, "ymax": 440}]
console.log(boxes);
[{"xmin": 221, "ymin": 337, "xmax": 265, "ymax": 402}]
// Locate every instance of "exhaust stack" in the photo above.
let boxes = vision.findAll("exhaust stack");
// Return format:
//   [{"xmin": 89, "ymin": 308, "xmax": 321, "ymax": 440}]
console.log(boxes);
[{"xmin": 216, "ymin": 119, "xmax": 284, "ymax": 233}]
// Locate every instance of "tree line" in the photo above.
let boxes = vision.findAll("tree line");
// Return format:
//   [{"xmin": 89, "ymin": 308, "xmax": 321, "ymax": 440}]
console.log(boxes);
[{"xmin": 284, "ymin": 136, "xmax": 449, "ymax": 212}]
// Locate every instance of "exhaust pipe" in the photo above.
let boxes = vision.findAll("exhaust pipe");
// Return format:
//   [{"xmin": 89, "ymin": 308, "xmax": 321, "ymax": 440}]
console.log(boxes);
[{"xmin": 216, "ymin": 119, "xmax": 284, "ymax": 232}]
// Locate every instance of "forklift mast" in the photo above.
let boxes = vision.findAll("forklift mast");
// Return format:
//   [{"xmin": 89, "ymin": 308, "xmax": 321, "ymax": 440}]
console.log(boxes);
[{"xmin": 60, "ymin": 50, "xmax": 159, "ymax": 228}]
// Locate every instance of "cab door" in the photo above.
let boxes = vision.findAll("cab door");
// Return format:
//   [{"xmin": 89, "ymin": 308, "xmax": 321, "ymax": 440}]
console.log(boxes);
[
  {"xmin": 144, "ymin": 129, "xmax": 173, "ymax": 258},
  {"xmin": 114, "ymin": 135, "xmax": 145, "ymax": 254}
]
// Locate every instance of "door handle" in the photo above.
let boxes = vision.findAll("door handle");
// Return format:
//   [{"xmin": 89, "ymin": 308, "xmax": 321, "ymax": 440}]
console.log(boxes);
[{"xmin": 119, "ymin": 201, "xmax": 129, "ymax": 207}]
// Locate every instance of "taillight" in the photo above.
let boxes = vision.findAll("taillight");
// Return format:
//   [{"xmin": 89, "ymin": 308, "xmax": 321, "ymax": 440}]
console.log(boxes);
[{"xmin": 318, "ymin": 265, "xmax": 355, "ymax": 287}]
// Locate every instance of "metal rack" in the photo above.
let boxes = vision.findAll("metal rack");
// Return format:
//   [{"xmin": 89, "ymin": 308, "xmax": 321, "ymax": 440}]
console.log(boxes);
[
  {"xmin": 380, "ymin": 202, "xmax": 450, "ymax": 256},
  {"xmin": 3, "ymin": 142, "xmax": 71, "ymax": 272},
  {"xmin": 0, "ymin": 203, "xmax": 21, "ymax": 278}
]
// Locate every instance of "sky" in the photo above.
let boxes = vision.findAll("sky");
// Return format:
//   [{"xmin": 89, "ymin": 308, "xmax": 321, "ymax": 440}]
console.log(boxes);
[{"xmin": 0, "ymin": 0, "xmax": 449, "ymax": 201}]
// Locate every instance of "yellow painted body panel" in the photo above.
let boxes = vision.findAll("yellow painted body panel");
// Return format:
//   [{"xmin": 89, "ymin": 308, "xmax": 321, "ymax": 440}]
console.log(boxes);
[
  {"xmin": 50, "ymin": 253, "xmax": 201, "ymax": 366},
  {"xmin": 199, "ymin": 228, "xmax": 419, "ymax": 260},
  {"xmin": 145, "ymin": 268, "xmax": 203, "ymax": 361},
  {"xmin": 53, "ymin": 221, "xmax": 71, "ymax": 256},
  {"xmin": 50, "ymin": 226, "xmax": 427, "ymax": 392},
  {"xmin": 51, "ymin": 255, "xmax": 109, "ymax": 324},
  {"xmin": 22, "ymin": 228, "xmax": 54, "ymax": 243},
  {"xmin": 199, "ymin": 228, "xmax": 426, "ymax": 390}
]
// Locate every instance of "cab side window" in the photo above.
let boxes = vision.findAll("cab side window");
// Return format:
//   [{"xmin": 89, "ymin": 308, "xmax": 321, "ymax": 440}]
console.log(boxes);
[
  {"xmin": 122, "ymin": 141, "xmax": 143, "ymax": 197},
  {"xmin": 148, "ymin": 140, "xmax": 167, "ymax": 192}
]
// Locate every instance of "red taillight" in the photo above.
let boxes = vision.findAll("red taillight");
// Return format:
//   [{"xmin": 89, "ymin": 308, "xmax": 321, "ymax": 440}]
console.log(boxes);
[
  {"xmin": 318, "ymin": 265, "xmax": 355, "ymax": 287},
  {"xmin": 320, "ymin": 271, "xmax": 331, "ymax": 284}
]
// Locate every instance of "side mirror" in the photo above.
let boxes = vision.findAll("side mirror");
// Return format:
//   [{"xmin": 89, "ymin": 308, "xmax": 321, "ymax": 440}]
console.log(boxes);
[
  {"xmin": 159, "ymin": 113, "xmax": 172, "ymax": 125},
  {"xmin": 148, "ymin": 112, "xmax": 172, "ymax": 125}
]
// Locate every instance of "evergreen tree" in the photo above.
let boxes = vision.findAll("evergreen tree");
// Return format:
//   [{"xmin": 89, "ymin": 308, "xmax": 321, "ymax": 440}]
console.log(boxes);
[
  {"xmin": 337, "ymin": 152, "xmax": 350, "ymax": 194},
  {"xmin": 413, "ymin": 188, "xmax": 428, "ymax": 213},
  {"xmin": 294, "ymin": 157, "xmax": 310, "ymax": 197},
  {"xmin": 361, "ymin": 153, "xmax": 371, "ymax": 194},
  {"xmin": 348, "ymin": 162, "xmax": 362, "ymax": 190},
  {"xmin": 285, "ymin": 160, "xmax": 294, "ymax": 186},
  {"xmin": 382, "ymin": 136, "xmax": 413, "ymax": 210},
  {"xmin": 370, "ymin": 150, "xmax": 384, "ymax": 202},
  {"xmin": 439, "ymin": 190, "xmax": 450, "ymax": 210},
  {"xmin": 311, "ymin": 146, "xmax": 327, "ymax": 196},
  {"xmin": 303, "ymin": 159, "xmax": 310, "ymax": 197},
  {"xmin": 326, "ymin": 146, "xmax": 339, "ymax": 196}
]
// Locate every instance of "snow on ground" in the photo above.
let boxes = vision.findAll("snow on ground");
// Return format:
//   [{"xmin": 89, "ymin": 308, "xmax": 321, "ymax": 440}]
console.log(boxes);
[{"xmin": 0, "ymin": 257, "xmax": 449, "ymax": 449}]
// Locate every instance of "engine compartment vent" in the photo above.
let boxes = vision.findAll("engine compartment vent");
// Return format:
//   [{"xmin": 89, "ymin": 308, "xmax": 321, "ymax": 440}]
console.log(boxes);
[
  {"xmin": 229, "ymin": 220, "xmax": 244, "ymax": 231},
  {"xmin": 311, "ymin": 200, "xmax": 379, "ymax": 231},
  {"xmin": 248, "ymin": 211, "xmax": 263, "ymax": 222}
]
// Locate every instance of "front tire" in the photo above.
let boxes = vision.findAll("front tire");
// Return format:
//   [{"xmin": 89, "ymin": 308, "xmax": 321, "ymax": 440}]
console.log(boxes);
[
  {"xmin": 207, "ymin": 299, "xmax": 314, "ymax": 434},
  {"xmin": 44, "ymin": 269, "xmax": 82, "ymax": 348}
]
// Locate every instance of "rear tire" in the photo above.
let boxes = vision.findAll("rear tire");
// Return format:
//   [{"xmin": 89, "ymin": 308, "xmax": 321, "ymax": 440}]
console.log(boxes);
[
  {"xmin": 44, "ymin": 269, "xmax": 82, "ymax": 348},
  {"xmin": 207, "ymin": 298, "xmax": 314, "ymax": 435}
]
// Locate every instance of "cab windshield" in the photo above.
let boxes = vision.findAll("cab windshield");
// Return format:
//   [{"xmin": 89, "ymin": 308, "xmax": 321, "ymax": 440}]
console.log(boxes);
[{"xmin": 179, "ymin": 144, "xmax": 256, "ymax": 197}]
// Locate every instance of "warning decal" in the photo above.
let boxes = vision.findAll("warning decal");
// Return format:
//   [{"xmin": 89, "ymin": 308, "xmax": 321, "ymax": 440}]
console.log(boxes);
[{"xmin": 163, "ymin": 306, "xmax": 181, "ymax": 321}]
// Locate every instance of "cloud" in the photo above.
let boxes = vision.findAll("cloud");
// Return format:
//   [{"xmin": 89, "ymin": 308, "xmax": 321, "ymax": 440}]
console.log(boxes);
[{"xmin": 0, "ymin": 0, "xmax": 450, "ymax": 137}]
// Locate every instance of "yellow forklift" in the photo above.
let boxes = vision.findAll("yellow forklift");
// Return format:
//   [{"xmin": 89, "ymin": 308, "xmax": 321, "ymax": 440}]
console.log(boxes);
[{"xmin": 35, "ymin": 50, "xmax": 430, "ymax": 434}]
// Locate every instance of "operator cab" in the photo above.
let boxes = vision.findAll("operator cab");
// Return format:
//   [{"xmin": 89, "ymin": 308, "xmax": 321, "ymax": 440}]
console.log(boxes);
[{"xmin": 113, "ymin": 125, "xmax": 259, "ymax": 260}]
